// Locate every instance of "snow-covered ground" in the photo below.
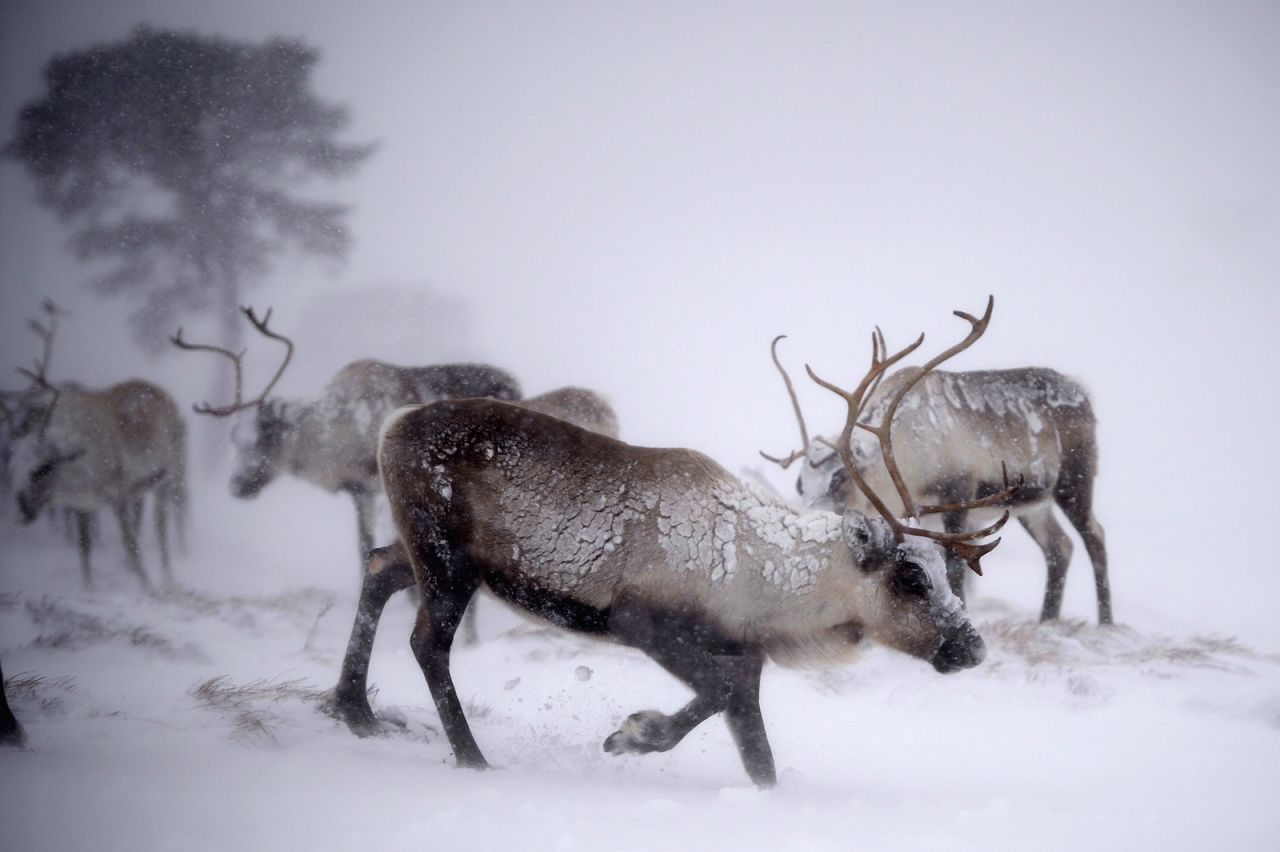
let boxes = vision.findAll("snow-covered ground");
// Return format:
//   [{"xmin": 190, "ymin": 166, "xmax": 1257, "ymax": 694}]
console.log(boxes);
[
  {"xmin": 2, "ymin": 470, "xmax": 1277, "ymax": 852},
  {"xmin": 2, "ymin": 4, "xmax": 1278, "ymax": 849}
]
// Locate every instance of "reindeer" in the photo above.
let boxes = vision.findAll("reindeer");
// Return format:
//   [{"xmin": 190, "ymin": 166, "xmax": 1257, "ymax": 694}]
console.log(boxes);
[
  {"xmin": 9, "ymin": 304, "xmax": 187, "ymax": 592},
  {"xmin": 324, "ymin": 384, "xmax": 621, "ymax": 687},
  {"xmin": 0, "ymin": 658, "xmax": 23, "ymax": 748},
  {"xmin": 172, "ymin": 308, "xmax": 522, "ymax": 569},
  {"xmin": 763, "ymin": 328, "xmax": 1110, "ymax": 624},
  {"xmin": 15, "ymin": 380, "xmax": 187, "ymax": 592},
  {"xmin": 327, "ymin": 299, "xmax": 1017, "ymax": 787},
  {"xmin": 515, "ymin": 386, "xmax": 619, "ymax": 439}
]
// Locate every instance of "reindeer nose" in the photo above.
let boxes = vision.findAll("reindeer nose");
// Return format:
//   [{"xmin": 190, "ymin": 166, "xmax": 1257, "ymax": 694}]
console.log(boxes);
[
  {"xmin": 231, "ymin": 474, "xmax": 261, "ymax": 498},
  {"xmin": 16, "ymin": 493, "xmax": 38, "ymax": 524},
  {"xmin": 931, "ymin": 623, "xmax": 986, "ymax": 673}
]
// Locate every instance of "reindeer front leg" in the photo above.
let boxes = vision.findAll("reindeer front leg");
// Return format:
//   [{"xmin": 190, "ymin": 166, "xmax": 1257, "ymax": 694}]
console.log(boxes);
[
  {"xmin": 605, "ymin": 598, "xmax": 776, "ymax": 787},
  {"xmin": 718, "ymin": 652, "xmax": 773, "ymax": 786},
  {"xmin": 325, "ymin": 543, "xmax": 416, "ymax": 735}
]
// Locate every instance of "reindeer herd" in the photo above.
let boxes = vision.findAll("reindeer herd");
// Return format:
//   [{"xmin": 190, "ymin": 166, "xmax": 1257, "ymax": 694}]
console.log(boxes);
[{"xmin": 0, "ymin": 295, "xmax": 1111, "ymax": 785}]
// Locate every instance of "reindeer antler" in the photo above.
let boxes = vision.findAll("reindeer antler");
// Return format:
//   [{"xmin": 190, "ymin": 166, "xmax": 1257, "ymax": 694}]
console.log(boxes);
[
  {"xmin": 807, "ymin": 296, "xmax": 1022, "ymax": 576},
  {"xmin": 13, "ymin": 299, "xmax": 68, "ymax": 438},
  {"xmin": 761, "ymin": 327, "xmax": 909, "ymax": 471},
  {"xmin": 170, "ymin": 306, "xmax": 295, "ymax": 416},
  {"xmin": 16, "ymin": 299, "xmax": 66, "ymax": 390},
  {"xmin": 759, "ymin": 335, "xmax": 812, "ymax": 469}
]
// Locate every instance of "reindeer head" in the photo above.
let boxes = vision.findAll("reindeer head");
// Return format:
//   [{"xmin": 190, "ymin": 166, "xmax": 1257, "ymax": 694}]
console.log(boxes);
[
  {"xmin": 229, "ymin": 400, "xmax": 292, "ymax": 497},
  {"xmin": 838, "ymin": 512, "xmax": 984, "ymax": 671},
  {"xmin": 16, "ymin": 447, "xmax": 85, "ymax": 523},
  {"xmin": 764, "ymin": 297, "xmax": 1022, "ymax": 671},
  {"xmin": 172, "ymin": 307, "xmax": 295, "ymax": 500}
]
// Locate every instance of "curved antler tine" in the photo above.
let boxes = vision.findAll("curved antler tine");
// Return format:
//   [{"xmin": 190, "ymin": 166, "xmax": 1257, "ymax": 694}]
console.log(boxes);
[
  {"xmin": 805, "ymin": 329, "xmax": 926, "ymax": 539},
  {"xmin": 760, "ymin": 335, "xmax": 812, "ymax": 469},
  {"xmin": 805, "ymin": 331, "xmax": 925, "ymax": 425},
  {"xmin": 238, "ymin": 305, "xmax": 294, "ymax": 404},
  {"xmin": 759, "ymin": 449, "xmax": 805, "ymax": 469},
  {"xmin": 901, "ymin": 510, "xmax": 1009, "ymax": 574},
  {"xmin": 19, "ymin": 302, "xmax": 60, "ymax": 389},
  {"xmin": 804, "ymin": 363, "xmax": 854, "ymax": 403},
  {"xmin": 918, "ymin": 462, "xmax": 1025, "ymax": 516},
  {"xmin": 947, "ymin": 538, "xmax": 1001, "ymax": 576},
  {"xmin": 36, "ymin": 386, "xmax": 60, "ymax": 438},
  {"xmin": 960, "ymin": 509, "xmax": 1010, "ymax": 540},
  {"xmin": 862, "ymin": 327, "xmax": 889, "ymax": 420},
  {"xmin": 170, "ymin": 327, "xmax": 249, "ymax": 416},
  {"xmin": 815, "ymin": 438, "xmax": 908, "ymax": 542},
  {"xmin": 858, "ymin": 299, "xmax": 996, "ymax": 518},
  {"xmin": 952, "ymin": 294, "xmax": 994, "ymax": 329},
  {"xmin": 805, "ymin": 300, "xmax": 1001, "ymax": 551},
  {"xmin": 171, "ymin": 308, "xmax": 294, "ymax": 416}
]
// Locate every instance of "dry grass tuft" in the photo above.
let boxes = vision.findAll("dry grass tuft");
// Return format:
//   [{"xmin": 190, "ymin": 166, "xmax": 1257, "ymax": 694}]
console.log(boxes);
[
  {"xmin": 191, "ymin": 675, "xmax": 328, "ymax": 745},
  {"xmin": 24, "ymin": 597, "xmax": 196, "ymax": 658},
  {"xmin": 4, "ymin": 671, "xmax": 78, "ymax": 714},
  {"xmin": 981, "ymin": 618, "xmax": 1275, "ymax": 676}
]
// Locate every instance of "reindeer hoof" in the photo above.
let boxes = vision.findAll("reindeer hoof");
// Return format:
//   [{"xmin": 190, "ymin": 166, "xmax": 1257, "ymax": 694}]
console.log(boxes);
[
  {"xmin": 604, "ymin": 710, "xmax": 675, "ymax": 755},
  {"xmin": 320, "ymin": 690, "xmax": 382, "ymax": 738}
]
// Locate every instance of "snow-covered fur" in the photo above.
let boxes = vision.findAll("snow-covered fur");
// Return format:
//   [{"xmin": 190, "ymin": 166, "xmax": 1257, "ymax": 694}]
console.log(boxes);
[
  {"xmin": 230, "ymin": 359, "xmax": 520, "ymax": 564},
  {"xmin": 13, "ymin": 379, "xmax": 186, "ymax": 592},
  {"xmin": 370, "ymin": 398, "xmax": 985, "ymax": 786},
  {"xmin": 514, "ymin": 386, "xmax": 619, "ymax": 439},
  {"xmin": 797, "ymin": 366, "xmax": 1110, "ymax": 623}
]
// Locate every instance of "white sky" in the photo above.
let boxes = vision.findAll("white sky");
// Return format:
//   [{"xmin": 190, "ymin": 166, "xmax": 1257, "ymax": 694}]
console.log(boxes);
[{"xmin": 1, "ymin": 1, "xmax": 1278, "ymax": 642}]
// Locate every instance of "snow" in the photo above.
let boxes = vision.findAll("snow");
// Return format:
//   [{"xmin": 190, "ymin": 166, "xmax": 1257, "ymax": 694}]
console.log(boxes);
[
  {"xmin": 1, "ymin": 2, "xmax": 1279, "ymax": 849},
  {"xmin": 2, "ymin": 469, "xmax": 1278, "ymax": 851}
]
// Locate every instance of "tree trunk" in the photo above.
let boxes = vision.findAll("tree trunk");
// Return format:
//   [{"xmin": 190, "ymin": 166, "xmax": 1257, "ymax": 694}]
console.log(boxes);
[{"xmin": 196, "ymin": 269, "xmax": 244, "ymax": 474}]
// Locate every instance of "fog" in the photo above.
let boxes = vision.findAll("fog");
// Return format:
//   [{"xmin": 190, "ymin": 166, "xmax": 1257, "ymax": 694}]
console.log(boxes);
[
  {"xmin": 5, "ymin": 1, "xmax": 1277, "ymax": 643},
  {"xmin": 2, "ymin": 3, "xmax": 1279, "ymax": 847},
  {"xmin": 6, "ymin": 0, "xmax": 1280, "ymax": 620}
]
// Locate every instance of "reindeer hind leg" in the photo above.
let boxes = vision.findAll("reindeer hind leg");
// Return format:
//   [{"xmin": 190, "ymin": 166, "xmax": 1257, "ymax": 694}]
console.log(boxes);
[
  {"xmin": 1017, "ymin": 505, "xmax": 1073, "ymax": 621},
  {"xmin": 406, "ymin": 542, "xmax": 487, "ymax": 769},
  {"xmin": 75, "ymin": 510, "xmax": 94, "ymax": 590},
  {"xmin": 114, "ymin": 501, "xmax": 152, "ymax": 594},
  {"xmin": 154, "ymin": 486, "xmax": 173, "ymax": 586},
  {"xmin": 1054, "ymin": 449, "xmax": 1111, "ymax": 625}
]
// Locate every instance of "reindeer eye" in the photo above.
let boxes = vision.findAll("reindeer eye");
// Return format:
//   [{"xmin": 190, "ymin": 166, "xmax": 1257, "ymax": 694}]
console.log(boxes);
[{"xmin": 891, "ymin": 563, "xmax": 931, "ymax": 598}]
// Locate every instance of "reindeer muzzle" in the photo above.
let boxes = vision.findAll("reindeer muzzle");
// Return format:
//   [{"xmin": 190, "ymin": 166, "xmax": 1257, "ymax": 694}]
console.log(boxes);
[
  {"xmin": 930, "ymin": 623, "xmax": 986, "ymax": 673},
  {"xmin": 231, "ymin": 468, "xmax": 269, "ymax": 498},
  {"xmin": 16, "ymin": 490, "xmax": 40, "ymax": 525}
]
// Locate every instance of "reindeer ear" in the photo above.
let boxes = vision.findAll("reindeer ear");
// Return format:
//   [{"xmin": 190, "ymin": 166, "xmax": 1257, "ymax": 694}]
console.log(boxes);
[{"xmin": 840, "ymin": 512, "xmax": 895, "ymax": 570}]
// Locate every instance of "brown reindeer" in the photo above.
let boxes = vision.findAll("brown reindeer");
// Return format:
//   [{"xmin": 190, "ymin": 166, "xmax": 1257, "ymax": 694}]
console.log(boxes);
[
  {"xmin": 516, "ymin": 386, "xmax": 619, "ymax": 439},
  {"xmin": 327, "ymin": 299, "xmax": 1016, "ymax": 787},
  {"xmin": 173, "ymin": 307, "xmax": 522, "ymax": 568},
  {"xmin": 10, "ymin": 305, "xmax": 186, "ymax": 592},
  {"xmin": 325, "ymin": 384, "xmax": 621, "ymax": 683},
  {"xmin": 764, "ymin": 325, "xmax": 1110, "ymax": 624}
]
